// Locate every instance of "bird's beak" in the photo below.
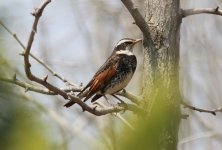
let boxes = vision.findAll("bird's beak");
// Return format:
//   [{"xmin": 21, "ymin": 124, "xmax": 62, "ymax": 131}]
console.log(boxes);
[{"xmin": 133, "ymin": 39, "xmax": 142, "ymax": 45}]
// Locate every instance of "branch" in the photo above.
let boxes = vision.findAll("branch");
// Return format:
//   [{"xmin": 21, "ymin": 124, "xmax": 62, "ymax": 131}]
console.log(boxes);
[
  {"xmin": 181, "ymin": 100, "xmax": 218, "ymax": 115},
  {"xmin": 95, "ymin": 101, "xmax": 135, "ymax": 130},
  {"xmin": 0, "ymin": 20, "xmax": 76, "ymax": 87},
  {"xmin": 22, "ymin": 0, "xmax": 71, "ymax": 99},
  {"xmin": 182, "ymin": 7, "xmax": 222, "ymax": 18},
  {"xmin": 212, "ymin": 107, "xmax": 222, "ymax": 113},
  {"xmin": 20, "ymin": 94, "xmax": 96, "ymax": 146},
  {"xmin": 0, "ymin": 74, "xmax": 82, "ymax": 94},
  {"xmin": 117, "ymin": 89, "xmax": 142, "ymax": 104},
  {"xmin": 67, "ymin": 92, "xmax": 144, "ymax": 116},
  {"xmin": 179, "ymin": 131, "xmax": 222, "ymax": 145},
  {"xmin": 121, "ymin": 0, "xmax": 151, "ymax": 40},
  {"xmin": 0, "ymin": 75, "xmax": 55, "ymax": 95},
  {"xmin": 0, "ymin": 75, "xmax": 139, "ymax": 115}
]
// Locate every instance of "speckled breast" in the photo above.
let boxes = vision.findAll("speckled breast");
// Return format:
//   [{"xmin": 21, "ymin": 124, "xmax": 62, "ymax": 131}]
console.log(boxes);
[{"xmin": 102, "ymin": 54, "xmax": 137, "ymax": 94}]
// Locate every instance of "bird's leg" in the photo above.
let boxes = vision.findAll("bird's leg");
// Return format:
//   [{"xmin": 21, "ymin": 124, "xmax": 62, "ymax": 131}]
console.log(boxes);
[
  {"xmin": 103, "ymin": 95, "xmax": 114, "ymax": 106},
  {"xmin": 112, "ymin": 94, "xmax": 126, "ymax": 106},
  {"xmin": 103, "ymin": 95, "xmax": 108, "ymax": 101},
  {"xmin": 112, "ymin": 94, "xmax": 127, "ymax": 114},
  {"xmin": 122, "ymin": 89, "xmax": 126, "ymax": 94}
]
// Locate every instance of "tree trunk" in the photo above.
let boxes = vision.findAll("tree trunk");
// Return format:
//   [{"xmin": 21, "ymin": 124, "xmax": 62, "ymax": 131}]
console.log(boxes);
[
  {"xmin": 141, "ymin": 0, "xmax": 181, "ymax": 149},
  {"xmin": 119, "ymin": 1, "xmax": 181, "ymax": 149}
]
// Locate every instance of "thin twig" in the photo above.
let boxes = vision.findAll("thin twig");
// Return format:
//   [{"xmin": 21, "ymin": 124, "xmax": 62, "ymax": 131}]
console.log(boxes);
[
  {"xmin": 21, "ymin": 93, "xmax": 96, "ymax": 149},
  {"xmin": 212, "ymin": 107, "xmax": 222, "ymax": 113},
  {"xmin": 95, "ymin": 101, "xmax": 135, "ymax": 130},
  {"xmin": 0, "ymin": 21, "xmax": 76, "ymax": 86},
  {"xmin": 0, "ymin": 75, "xmax": 82, "ymax": 94},
  {"xmin": 179, "ymin": 131, "xmax": 222, "ymax": 145},
  {"xmin": 182, "ymin": 7, "xmax": 222, "ymax": 18},
  {"xmin": 181, "ymin": 100, "xmax": 216, "ymax": 115},
  {"xmin": 0, "ymin": 75, "xmax": 55, "ymax": 95}
]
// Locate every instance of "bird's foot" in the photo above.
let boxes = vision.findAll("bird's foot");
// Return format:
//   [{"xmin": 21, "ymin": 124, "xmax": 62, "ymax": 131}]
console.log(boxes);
[{"xmin": 117, "ymin": 100, "xmax": 127, "ymax": 108}]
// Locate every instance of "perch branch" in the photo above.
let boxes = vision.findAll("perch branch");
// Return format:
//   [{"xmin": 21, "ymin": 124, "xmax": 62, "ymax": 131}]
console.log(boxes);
[
  {"xmin": 182, "ymin": 7, "xmax": 222, "ymax": 18},
  {"xmin": 0, "ymin": 75, "xmax": 138, "ymax": 115},
  {"xmin": 117, "ymin": 89, "xmax": 142, "ymax": 104}
]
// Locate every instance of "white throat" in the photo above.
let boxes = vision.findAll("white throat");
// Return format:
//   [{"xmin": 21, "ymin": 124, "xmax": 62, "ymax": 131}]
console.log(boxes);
[{"xmin": 116, "ymin": 50, "xmax": 134, "ymax": 56}]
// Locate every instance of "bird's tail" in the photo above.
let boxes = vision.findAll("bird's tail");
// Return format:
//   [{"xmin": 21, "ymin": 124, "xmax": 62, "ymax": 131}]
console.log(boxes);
[{"xmin": 64, "ymin": 88, "xmax": 90, "ymax": 108}]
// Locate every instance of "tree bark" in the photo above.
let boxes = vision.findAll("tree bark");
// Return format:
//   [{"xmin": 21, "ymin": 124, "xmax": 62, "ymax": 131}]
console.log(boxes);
[
  {"xmin": 120, "ymin": 1, "xmax": 181, "ymax": 149},
  {"xmin": 141, "ymin": 0, "xmax": 181, "ymax": 149}
]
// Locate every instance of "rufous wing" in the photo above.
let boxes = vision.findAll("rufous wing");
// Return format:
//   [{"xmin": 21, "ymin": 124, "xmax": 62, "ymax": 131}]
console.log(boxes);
[
  {"xmin": 64, "ymin": 55, "xmax": 119, "ymax": 107},
  {"xmin": 83, "ymin": 62, "xmax": 116, "ymax": 102}
]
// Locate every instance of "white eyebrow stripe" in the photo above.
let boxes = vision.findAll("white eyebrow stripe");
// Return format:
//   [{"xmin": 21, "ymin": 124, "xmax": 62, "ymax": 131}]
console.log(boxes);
[
  {"xmin": 116, "ymin": 50, "xmax": 134, "ymax": 56},
  {"xmin": 117, "ymin": 39, "xmax": 132, "ymax": 46}
]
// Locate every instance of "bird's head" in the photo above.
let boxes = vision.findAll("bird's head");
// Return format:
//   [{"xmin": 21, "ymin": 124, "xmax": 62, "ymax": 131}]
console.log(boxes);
[{"xmin": 114, "ymin": 38, "xmax": 142, "ymax": 55}]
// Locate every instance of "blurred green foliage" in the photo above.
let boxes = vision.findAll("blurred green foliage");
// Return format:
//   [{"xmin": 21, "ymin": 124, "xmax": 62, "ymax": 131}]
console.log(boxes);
[
  {"xmin": 0, "ymin": 48, "xmax": 52, "ymax": 149},
  {"xmin": 119, "ymin": 77, "xmax": 180, "ymax": 150}
]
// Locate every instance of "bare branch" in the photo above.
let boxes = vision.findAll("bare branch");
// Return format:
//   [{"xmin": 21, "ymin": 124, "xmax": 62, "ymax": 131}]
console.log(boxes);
[
  {"xmin": 117, "ymin": 89, "xmax": 142, "ymax": 104},
  {"xmin": 0, "ymin": 76, "xmax": 55, "ymax": 95},
  {"xmin": 22, "ymin": 0, "xmax": 70, "ymax": 99},
  {"xmin": 212, "ymin": 107, "xmax": 222, "ymax": 113},
  {"xmin": 0, "ymin": 20, "xmax": 76, "ymax": 86},
  {"xmin": 121, "ymin": 0, "xmax": 151, "ymax": 40},
  {"xmin": 95, "ymin": 101, "xmax": 135, "ymax": 130},
  {"xmin": 179, "ymin": 131, "xmax": 222, "ymax": 145},
  {"xmin": 21, "ymin": 93, "xmax": 96, "ymax": 148},
  {"xmin": 67, "ymin": 92, "xmax": 143, "ymax": 116},
  {"xmin": 182, "ymin": 7, "xmax": 222, "ymax": 18},
  {"xmin": 0, "ymin": 74, "xmax": 82, "ymax": 95},
  {"xmin": 181, "ymin": 100, "xmax": 217, "ymax": 115},
  {"xmin": 0, "ymin": 75, "xmax": 139, "ymax": 115}
]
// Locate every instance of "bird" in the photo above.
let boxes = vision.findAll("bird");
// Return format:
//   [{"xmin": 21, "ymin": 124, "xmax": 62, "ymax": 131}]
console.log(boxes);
[{"xmin": 64, "ymin": 38, "xmax": 142, "ymax": 107}]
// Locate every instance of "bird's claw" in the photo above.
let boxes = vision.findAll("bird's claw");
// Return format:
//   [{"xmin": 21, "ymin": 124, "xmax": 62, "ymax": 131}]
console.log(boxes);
[{"xmin": 117, "ymin": 100, "xmax": 127, "ymax": 108}]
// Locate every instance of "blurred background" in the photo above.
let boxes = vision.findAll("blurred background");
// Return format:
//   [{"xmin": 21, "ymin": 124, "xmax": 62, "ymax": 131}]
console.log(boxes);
[{"xmin": 0, "ymin": 0, "xmax": 222, "ymax": 149}]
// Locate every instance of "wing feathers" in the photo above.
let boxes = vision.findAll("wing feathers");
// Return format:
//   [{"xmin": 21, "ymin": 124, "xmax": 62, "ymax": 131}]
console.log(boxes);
[
  {"xmin": 89, "ymin": 64, "xmax": 116, "ymax": 94},
  {"xmin": 64, "ymin": 55, "xmax": 119, "ymax": 107}
]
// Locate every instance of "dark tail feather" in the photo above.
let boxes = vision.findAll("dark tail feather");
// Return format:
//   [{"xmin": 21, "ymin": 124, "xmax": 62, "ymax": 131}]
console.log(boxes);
[
  {"xmin": 83, "ymin": 93, "xmax": 94, "ymax": 102},
  {"xmin": 91, "ymin": 94, "xmax": 103, "ymax": 102},
  {"xmin": 64, "ymin": 91, "xmax": 85, "ymax": 108},
  {"xmin": 64, "ymin": 92, "xmax": 100, "ymax": 107},
  {"xmin": 64, "ymin": 101, "xmax": 75, "ymax": 107}
]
